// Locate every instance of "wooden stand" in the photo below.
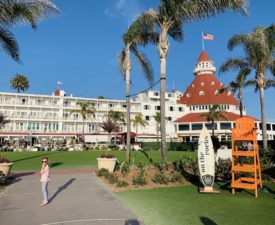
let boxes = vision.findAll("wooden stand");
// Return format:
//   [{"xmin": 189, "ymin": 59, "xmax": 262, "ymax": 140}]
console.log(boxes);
[
  {"xmin": 199, "ymin": 187, "xmax": 220, "ymax": 194},
  {"xmin": 231, "ymin": 116, "xmax": 262, "ymax": 198}
]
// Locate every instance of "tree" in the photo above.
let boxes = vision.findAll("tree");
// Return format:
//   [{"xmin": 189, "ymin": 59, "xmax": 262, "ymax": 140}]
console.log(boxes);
[
  {"xmin": 0, "ymin": 0, "xmax": 59, "ymax": 62},
  {"xmin": 0, "ymin": 113, "xmax": 9, "ymax": 130},
  {"xmin": 108, "ymin": 110, "xmax": 125, "ymax": 145},
  {"xmin": 119, "ymin": 19, "xmax": 156, "ymax": 162},
  {"xmin": 226, "ymin": 25, "xmax": 275, "ymax": 149},
  {"xmin": 219, "ymin": 67, "xmax": 251, "ymax": 117},
  {"xmin": 153, "ymin": 112, "xmax": 161, "ymax": 144},
  {"xmin": 70, "ymin": 102, "xmax": 95, "ymax": 141},
  {"xmin": 201, "ymin": 105, "xmax": 227, "ymax": 137},
  {"xmin": 100, "ymin": 118, "xmax": 117, "ymax": 145},
  {"xmin": 132, "ymin": 113, "xmax": 148, "ymax": 143},
  {"xmin": 137, "ymin": 0, "xmax": 248, "ymax": 162},
  {"xmin": 10, "ymin": 74, "xmax": 29, "ymax": 93}
]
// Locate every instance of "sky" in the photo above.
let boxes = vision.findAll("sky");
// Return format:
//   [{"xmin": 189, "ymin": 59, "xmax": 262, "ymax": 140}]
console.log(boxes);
[{"xmin": 0, "ymin": 0, "xmax": 274, "ymax": 121}]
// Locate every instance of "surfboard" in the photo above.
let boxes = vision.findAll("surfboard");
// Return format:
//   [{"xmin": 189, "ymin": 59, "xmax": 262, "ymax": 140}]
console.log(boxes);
[{"xmin": 198, "ymin": 125, "xmax": 215, "ymax": 191}]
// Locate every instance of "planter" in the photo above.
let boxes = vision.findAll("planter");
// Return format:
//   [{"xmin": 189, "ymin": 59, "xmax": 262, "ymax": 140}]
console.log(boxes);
[
  {"xmin": 97, "ymin": 158, "xmax": 117, "ymax": 172},
  {"xmin": 0, "ymin": 162, "xmax": 14, "ymax": 177}
]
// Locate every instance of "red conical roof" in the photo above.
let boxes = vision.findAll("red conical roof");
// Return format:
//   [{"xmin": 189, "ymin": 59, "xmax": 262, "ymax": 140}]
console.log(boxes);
[
  {"xmin": 197, "ymin": 51, "xmax": 211, "ymax": 62},
  {"xmin": 177, "ymin": 73, "xmax": 239, "ymax": 106}
]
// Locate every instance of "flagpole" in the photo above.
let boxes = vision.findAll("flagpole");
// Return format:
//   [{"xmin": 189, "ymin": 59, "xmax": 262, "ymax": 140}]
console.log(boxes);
[{"xmin": 201, "ymin": 31, "xmax": 204, "ymax": 51}]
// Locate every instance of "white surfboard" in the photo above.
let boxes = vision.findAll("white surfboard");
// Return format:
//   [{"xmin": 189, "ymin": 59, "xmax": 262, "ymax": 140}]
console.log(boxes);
[{"xmin": 198, "ymin": 125, "xmax": 215, "ymax": 190}]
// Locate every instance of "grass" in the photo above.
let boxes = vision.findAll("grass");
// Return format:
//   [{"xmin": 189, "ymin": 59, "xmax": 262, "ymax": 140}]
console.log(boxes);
[
  {"xmin": 1, "ymin": 150, "xmax": 196, "ymax": 171},
  {"xmin": 116, "ymin": 182, "xmax": 275, "ymax": 225}
]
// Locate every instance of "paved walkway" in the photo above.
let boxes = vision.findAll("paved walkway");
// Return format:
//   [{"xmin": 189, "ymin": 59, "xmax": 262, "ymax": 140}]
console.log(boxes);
[{"xmin": 0, "ymin": 170, "xmax": 145, "ymax": 225}]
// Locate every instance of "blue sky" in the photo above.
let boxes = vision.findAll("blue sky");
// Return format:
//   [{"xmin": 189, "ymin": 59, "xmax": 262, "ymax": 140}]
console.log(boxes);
[{"xmin": 0, "ymin": 0, "xmax": 274, "ymax": 121}]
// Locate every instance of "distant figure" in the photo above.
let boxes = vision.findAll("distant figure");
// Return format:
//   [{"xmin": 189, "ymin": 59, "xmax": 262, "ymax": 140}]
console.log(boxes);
[
  {"xmin": 247, "ymin": 142, "xmax": 253, "ymax": 151},
  {"xmin": 40, "ymin": 157, "xmax": 50, "ymax": 206}
]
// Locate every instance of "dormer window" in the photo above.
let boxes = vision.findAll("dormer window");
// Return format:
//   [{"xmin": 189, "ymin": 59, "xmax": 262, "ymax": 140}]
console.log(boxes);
[
  {"xmin": 200, "ymin": 82, "xmax": 205, "ymax": 86},
  {"xmin": 192, "ymin": 84, "xmax": 195, "ymax": 88},
  {"xmin": 211, "ymin": 81, "xmax": 215, "ymax": 85},
  {"xmin": 186, "ymin": 93, "xmax": 191, "ymax": 98},
  {"xmin": 199, "ymin": 91, "xmax": 205, "ymax": 96},
  {"xmin": 214, "ymin": 90, "xmax": 219, "ymax": 95}
]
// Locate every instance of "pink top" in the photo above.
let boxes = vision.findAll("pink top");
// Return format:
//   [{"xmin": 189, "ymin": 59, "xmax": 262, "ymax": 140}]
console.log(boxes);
[{"xmin": 40, "ymin": 165, "xmax": 50, "ymax": 182}]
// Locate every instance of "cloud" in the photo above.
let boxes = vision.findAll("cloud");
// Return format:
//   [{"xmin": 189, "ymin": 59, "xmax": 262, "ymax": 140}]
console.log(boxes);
[{"xmin": 104, "ymin": 0, "xmax": 143, "ymax": 22}]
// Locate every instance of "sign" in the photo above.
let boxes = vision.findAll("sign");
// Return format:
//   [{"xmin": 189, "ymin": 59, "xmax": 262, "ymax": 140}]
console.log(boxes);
[{"xmin": 198, "ymin": 125, "xmax": 215, "ymax": 192}]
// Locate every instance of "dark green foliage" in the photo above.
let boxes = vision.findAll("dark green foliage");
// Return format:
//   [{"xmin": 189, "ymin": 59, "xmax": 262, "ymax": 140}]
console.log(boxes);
[
  {"xmin": 215, "ymin": 159, "xmax": 232, "ymax": 181},
  {"xmin": 108, "ymin": 145, "xmax": 120, "ymax": 150},
  {"xmin": 184, "ymin": 158, "xmax": 199, "ymax": 176},
  {"xmin": 211, "ymin": 137, "xmax": 220, "ymax": 151},
  {"xmin": 96, "ymin": 168, "xmax": 109, "ymax": 178},
  {"xmin": 170, "ymin": 173, "xmax": 183, "ymax": 183},
  {"xmin": 132, "ymin": 175, "xmax": 147, "ymax": 186},
  {"xmin": 116, "ymin": 180, "xmax": 129, "ymax": 187},
  {"xmin": 119, "ymin": 161, "xmax": 130, "ymax": 176},
  {"xmin": 142, "ymin": 142, "xmax": 198, "ymax": 151},
  {"xmin": 155, "ymin": 162, "xmax": 166, "ymax": 173},
  {"xmin": 259, "ymin": 147, "xmax": 275, "ymax": 165},
  {"xmin": 108, "ymin": 173, "xmax": 118, "ymax": 184},
  {"xmin": 152, "ymin": 173, "xmax": 169, "ymax": 184},
  {"xmin": 173, "ymin": 159, "xmax": 184, "ymax": 172}
]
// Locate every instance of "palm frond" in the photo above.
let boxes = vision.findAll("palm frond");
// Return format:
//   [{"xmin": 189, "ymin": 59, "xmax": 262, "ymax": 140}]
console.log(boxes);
[
  {"xmin": 220, "ymin": 57, "xmax": 250, "ymax": 73},
  {"xmin": 227, "ymin": 33, "xmax": 249, "ymax": 51},
  {"xmin": 118, "ymin": 49, "xmax": 126, "ymax": 79},
  {"xmin": 265, "ymin": 79, "xmax": 275, "ymax": 89},
  {"xmin": 0, "ymin": 26, "xmax": 20, "ymax": 62},
  {"xmin": 131, "ymin": 46, "xmax": 154, "ymax": 86},
  {"xmin": 168, "ymin": 20, "xmax": 183, "ymax": 41}
]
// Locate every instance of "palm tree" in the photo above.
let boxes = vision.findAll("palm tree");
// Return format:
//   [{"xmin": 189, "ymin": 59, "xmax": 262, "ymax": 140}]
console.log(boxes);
[
  {"xmin": 201, "ymin": 105, "xmax": 227, "ymax": 137},
  {"xmin": 0, "ymin": 0, "xmax": 59, "ymax": 62},
  {"xmin": 226, "ymin": 25, "xmax": 275, "ymax": 149},
  {"xmin": 153, "ymin": 112, "xmax": 161, "ymax": 144},
  {"xmin": 119, "ymin": 19, "xmax": 156, "ymax": 162},
  {"xmin": 70, "ymin": 102, "xmax": 95, "ymax": 141},
  {"xmin": 219, "ymin": 67, "xmax": 251, "ymax": 117},
  {"xmin": 137, "ymin": 0, "xmax": 248, "ymax": 162},
  {"xmin": 132, "ymin": 113, "xmax": 148, "ymax": 143},
  {"xmin": 10, "ymin": 74, "xmax": 29, "ymax": 93},
  {"xmin": 100, "ymin": 118, "xmax": 117, "ymax": 145},
  {"xmin": 108, "ymin": 110, "xmax": 125, "ymax": 145},
  {"xmin": 0, "ymin": 113, "xmax": 9, "ymax": 130}
]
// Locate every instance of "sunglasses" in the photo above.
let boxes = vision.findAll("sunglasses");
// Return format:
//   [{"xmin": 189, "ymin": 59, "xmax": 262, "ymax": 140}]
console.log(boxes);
[{"xmin": 41, "ymin": 160, "xmax": 47, "ymax": 163}]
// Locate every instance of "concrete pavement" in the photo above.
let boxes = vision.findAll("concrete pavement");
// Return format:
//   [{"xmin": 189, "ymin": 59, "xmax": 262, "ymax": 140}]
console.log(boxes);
[{"xmin": 0, "ymin": 171, "xmax": 145, "ymax": 225}]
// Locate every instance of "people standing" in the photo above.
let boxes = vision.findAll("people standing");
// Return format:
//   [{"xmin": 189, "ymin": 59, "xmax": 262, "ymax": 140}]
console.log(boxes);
[{"xmin": 40, "ymin": 157, "xmax": 50, "ymax": 206}]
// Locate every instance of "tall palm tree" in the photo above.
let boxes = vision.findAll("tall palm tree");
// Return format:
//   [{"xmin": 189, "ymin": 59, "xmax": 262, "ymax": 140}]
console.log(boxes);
[
  {"xmin": 132, "ymin": 113, "xmax": 148, "ymax": 143},
  {"xmin": 201, "ymin": 105, "xmax": 227, "ymax": 137},
  {"xmin": 0, "ymin": 0, "xmax": 59, "ymax": 62},
  {"xmin": 108, "ymin": 110, "xmax": 125, "ymax": 145},
  {"xmin": 100, "ymin": 118, "xmax": 117, "ymax": 145},
  {"xmin": 0, "ymin": 113, "xmax": 9, "ymax": 130},
  {"xmin": 226, "ymin": 25, "xmax": 275, "ymax": 149},
  {"xmin": 137, "ymin": 0, "xmax": 248, "ymax": 162},
  {"xmin": 10, "ymin": 74, "xmax": 29, "ymax": 93},
  {"xmin": 219, "ymin": 67, "xmax": 251, "ymax": 117},
  {"xmin": 119, "ymin": 19, "xmax": 156, "ymax": 162},
  {"xmin": 153, "ymin": 112, "xmax": 161, "ymax": 144},
  {"xmin": 70, "ymin": 102, "xmax": 95, "ymax": 141}
]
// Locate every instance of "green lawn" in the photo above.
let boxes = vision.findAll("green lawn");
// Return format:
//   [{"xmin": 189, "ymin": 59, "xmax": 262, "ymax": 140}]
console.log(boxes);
[
  {"xmin": 2, "ymin": 150, "xmax": 196, "ymax": 171},
  {"xmin": 116, "ymin": 183, "xmax": 275, "ymax": 225}
]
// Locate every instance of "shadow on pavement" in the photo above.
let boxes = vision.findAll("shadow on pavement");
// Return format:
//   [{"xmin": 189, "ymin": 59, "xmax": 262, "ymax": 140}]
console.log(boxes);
[
  {"xmin": 200, "ymin": 216, "xmax": 218, "ymax": 225},
  {"xmin": 49, "ymin": 178, "xmax": 76, "ymax": 203},
  {"xmin": 125, "ymin": 219, "xmax": 141, "ymax": 225},
  {"xmin": 10, "ymin": 172, "xmax": 35, "ymax": 178}
]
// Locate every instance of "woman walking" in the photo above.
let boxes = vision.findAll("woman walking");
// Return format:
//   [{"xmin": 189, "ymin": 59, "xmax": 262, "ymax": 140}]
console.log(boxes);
[{"xmin": 40, "ymin": 157, "xmax": 50, "ymax": 206}]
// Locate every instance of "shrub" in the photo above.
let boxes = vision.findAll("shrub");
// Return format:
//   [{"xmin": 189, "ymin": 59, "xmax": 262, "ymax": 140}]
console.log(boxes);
[
  {"xmin": 170, "ymin": 173, "xmax": 183, "ymax": 182},
  {"xmin": 152, "ymin": 173, "xmax": 169, "ymax": 184},
  {"xmin": 96, "ymin": 168, "xmax": 109, "ymax": 178},
  {"xmin": 108, "ymin": 173, "xmax": 118, "ymax": 184},
  {"xmin": 109, "ymin": 145, "xmax": 120, "ymax": 150},
  {"xmin": 132, "ymin": 175, "xmax": 147, "ymax": 186},
  {"xmin": 184, "ymin": 158, "xmax": 199, "ymax": 176},
  {"xmin": 173, "ymin": 159, "xmax": 184, "ymax": 172},
  {"xmin": 155, "ymin": 162, "xmax": 166, "ymax": 174},
  {"xmin": 215, "ymin": 159, "xmax": 231, "ymax": 181},
  {"xmin": 119, "ymin": 161, "xmax": 130, "ymax": 176},
  {"xmin": 116, "ymin": 180, "xmax": 129, "ymax": 187}
]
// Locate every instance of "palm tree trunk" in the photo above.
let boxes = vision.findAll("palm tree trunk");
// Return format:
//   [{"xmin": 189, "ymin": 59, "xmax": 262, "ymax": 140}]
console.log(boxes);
[
  {"xmin": 108, "ymin": 132, "xmax": 111, "ymax": 145},
  {"xmin": 212, "ymin": 120, "xmax": 215, "ymax": 137},
  {"xmin": 158, "ymin": 29, "xmax": 169, "ymax": 163},
  {"xmin": 136, "ymin": 126, "xmax": 138, "ymax": 143},
  {"xmin": 125, "ymin": 45, "xmax": 131, "ymax": 162},
  {"xmin": 259, "ymin": 87, "xmax": 267, "ymax": 149},
  {"xmin": 82, "ymin": 118, "xmax": 85, "ymax": 142},
  {"xmin": 239, "ymin": 89, "xmax": 243, "ymax": 117}
]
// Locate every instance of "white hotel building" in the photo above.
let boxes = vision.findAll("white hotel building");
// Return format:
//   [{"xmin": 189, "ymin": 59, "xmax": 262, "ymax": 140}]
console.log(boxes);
[{"xmin": 0, "ymin": 51, "xmax": 274, "ymax": 145}]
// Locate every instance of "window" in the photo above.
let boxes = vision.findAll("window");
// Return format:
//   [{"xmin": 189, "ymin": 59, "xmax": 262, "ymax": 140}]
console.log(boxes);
[
  {"xmin": 179, "ymin": 124, "xmax": 190, "ymax": 131},
  {"xmin": 211, "ymin": 81, "xmax": 215, "ymax": 85},
  {"xmin": 205, "ymin": 123, "xmax": 217, "ymax": 130},
  {"xmin": 168, "ymin": 93, "xmax": 172, "ymax": 97},
  {"xmin": 192, "ymin": 123, "xmax": 203, "ymax": 130},
  {"xmin": 169, "ymin": 106, "xmax": 174, "ymax": 111},
  {"xmin": 193, "ymin": 106, "xmax": 195, "ymax": 110},
  {"xmin": 214, "ymin": 90, "xmax": 219, "ymax": 95},
  {"xmin": 22, "ymin": 99, "xmax": 26, "ymax": 104},
  {"xmin": 267, "ymin": 124, "xmax": 271, "ymax": 131},
  {"xmin": 220, "ymin": 123, "xmax": 231, "ymax": 130},
  {"xmin": 154, "ymin": 92, "xmax": 159, "ymax": 96},
  {"xmin": 109, "ymin": 104, "xmax": 113, "ymax": 108},
  {"xmin": 167, "ymin": 117, "xmax": 172, "ymax": 121},
  {"xmin": 202, "ymin": 105, "xmax": 205, "ymax": 110},
  {"xmin": 199, "ymin": 91, "xmax": 205, "ymax": 95},
  {"xmin": 186, "ymin": 93, "xmax": 191, "ymax": 98},
  {"xmin": 144, "ymin": 105, "xmax": 150, "ymax": 110},
  {"xmin": 122, "ymin": 104, "xmax": 127, "ymax": 108},
  {"xmin": 178, "ymin": 107, "xmax": 183, "ymax": 112},
  {"xmin": 155, "ymin": 105, "xmax": 160, "ymax": 110},
  {"xmin": 200, "ymin": 82, "xmax": 205, "ymax": 86},
  {"xmin": 192, "ymin": 84, "xmax": 195, "ymax": 88},
  {"xmin": 145, "ymin": 116, "xmax": 150, "ymax": 121},
  {"xmin": 272, "ymin": 124, "xmax": 275, "ymax": 131}
]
